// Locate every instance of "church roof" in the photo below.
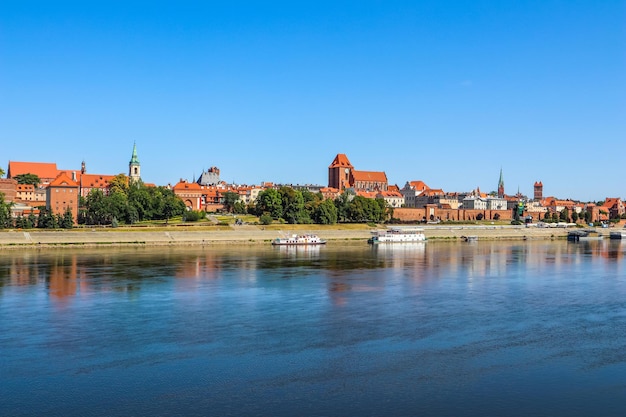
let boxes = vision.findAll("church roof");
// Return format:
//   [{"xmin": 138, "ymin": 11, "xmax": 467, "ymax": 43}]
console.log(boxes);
[
  {"xmin": 7, "ymin": 161, "xmax": 59, "ymax": 180},
  {"xmin": 328, "ymin": 153, "xmax": 354, "ymax": 169},
  {"xmin": 352, "ymin": 170, "xmax": 387, "ymax": 183}
]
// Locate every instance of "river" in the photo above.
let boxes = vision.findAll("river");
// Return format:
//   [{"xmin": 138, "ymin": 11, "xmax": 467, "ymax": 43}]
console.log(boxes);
[{"xmin": 1, "ymin": 240, "xmax": 625, "ymax": 416}]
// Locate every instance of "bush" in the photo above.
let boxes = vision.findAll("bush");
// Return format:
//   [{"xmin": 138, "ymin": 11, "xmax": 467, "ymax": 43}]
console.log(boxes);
[
  {"xmin": 260, "ymin": 214, "xmax": 273, "ymax": 225},
  {"xmin": 510, "ymin": 220, "xmax": 523, "ymax": 225},
  {"xmin": 183, "ymin": 210, "xmax": 205, "ymax": 222}
]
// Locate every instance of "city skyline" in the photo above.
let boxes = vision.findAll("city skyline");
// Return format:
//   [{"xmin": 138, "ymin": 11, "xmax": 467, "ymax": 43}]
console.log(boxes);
[{"xmin": 2, "ymin": 1, "xmax": 624, "ymax": 202}]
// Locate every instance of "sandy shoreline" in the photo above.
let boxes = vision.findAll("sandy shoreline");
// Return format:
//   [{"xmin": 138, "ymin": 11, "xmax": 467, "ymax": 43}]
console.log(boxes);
[{"xmin": 0, "ymin": 224, "xmax": 582, "ymax": 248}]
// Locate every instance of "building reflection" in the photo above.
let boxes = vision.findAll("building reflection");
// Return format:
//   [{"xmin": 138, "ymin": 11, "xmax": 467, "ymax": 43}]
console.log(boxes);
[{"xmin": 0, "ymin": 240, "xmax": 624, "ymax": 302}]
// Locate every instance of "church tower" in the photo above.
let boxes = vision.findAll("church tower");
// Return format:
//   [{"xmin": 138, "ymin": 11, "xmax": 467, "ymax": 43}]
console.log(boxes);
[
  {"xmin": 129, "ymin": 142, "xmax": 141, "ymax": 183},
  {"xmin": 328, "ymin": 154, "xmax": 354, "ymax": 190},
  {"xmin": 497, "ymin": 168, "xmax": 505, "ymax": 198},
  {"xmin": 534, "ymin": 181, "xmax": 543, "ymax": 201}
]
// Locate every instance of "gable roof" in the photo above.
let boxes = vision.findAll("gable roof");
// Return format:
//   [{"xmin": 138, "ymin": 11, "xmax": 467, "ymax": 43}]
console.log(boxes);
[
  {"xmin": 8, "ymin": 161, "xmax": 59, "ymax": 180},
  {"xmin": 406, "ymin": 180, "xmax": 430, "ymax": 191},
  {"xmin": 352, "ymin": 170, "xmax": 387, "ymax": 183},
  {"xmin": 49, "ymin": 172, "xmax": 79, "ymax": 187},
  {"xmin": 173, "ymin": 180, "xmax": 202, "ymax": 191},
  {"xmin": 328, "ymin": 153, "xmax": 354, "ymax": 169}
]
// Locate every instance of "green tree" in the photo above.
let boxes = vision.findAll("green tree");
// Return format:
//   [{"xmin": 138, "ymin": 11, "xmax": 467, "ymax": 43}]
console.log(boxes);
[
  {"xmin": 61, "ymin": 208, "xmax": 74, "ymax": 229},
  {"xmin": 14, "ymin": 173, "xmax": 41, "ymax": 187},
  {"xmin": 279, "ymin": 187, "xmax": 306, "ymax": 224},
  {"xmin": 571, "ymin": 211, "xmax": 579, "ymax": 223},
  {"xmin": 84, "ymin": 189, "xmax": 111, "ymax": 225},
  {"xmin": 108, "ymin": 191, "xmax": 129, "ymax": 223},
  {"xmin": 37, "ymin": 207, "xmax": 57, "ymax": 228},
  {"xmin": 108, "ymin": 174, "xmax": 129, "ymax": 195},
  {"xmin": 222, "ymin": 191, "xmax": 239, "ymax": 213},
  {"xmin": 0, "ymin": 193, "xmax": 12, "ymax": 228},
  {"xmin": 373, "ymin": 198, "xmax": 389, "ymax": 223},
  {"xmin": 233, "ymin": 201, "xmax": 247, "ymax": 214},
  {"xmin": 559, "ymin": 208, "xmax": 569, "ymax": 222},
  {"xmin": 347, "ymin": 196, "xmax": 369, "ymax": 222},
  {"xmin": 127, "ymin": 184, "xmax": 151, "ymax": 221},
  {"xmin": 0, "ymin": 166, "xmax": 5, "ymax": 178},
  {"xmin": 334, "ymin": 192, "xmax": 353, "ymax": 223},
  {"xmin": 256, "ymin": 189, "xmax": 283, "ymax": 219},
  {"xmin": 162, "ymin": 193, "xmax": 184, "ymax": 224},
  {"xmin": 27, "ymin": 213, "xmax": 36, "ymax": 228},
  {"xmin": 14, "ymin": 215, "xmax": 26, "ymax": 229},
  {"xmin": 314, "ymin": 198, "xmax": 338, "ymax": 224}
]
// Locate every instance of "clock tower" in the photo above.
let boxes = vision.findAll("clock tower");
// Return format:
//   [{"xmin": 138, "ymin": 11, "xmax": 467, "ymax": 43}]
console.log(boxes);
[{"xmin": 328, "ymin": 154, "xmax": 354, "ymax": 190}]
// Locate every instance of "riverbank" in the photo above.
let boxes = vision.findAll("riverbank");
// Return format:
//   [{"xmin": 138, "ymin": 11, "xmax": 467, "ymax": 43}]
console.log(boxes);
[{"xmin": 0, "ymin": 224, "xmax": 581, "ymax": 248}]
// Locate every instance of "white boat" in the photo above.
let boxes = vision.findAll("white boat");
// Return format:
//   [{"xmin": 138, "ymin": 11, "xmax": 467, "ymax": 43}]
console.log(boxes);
[
  {"xmin": 368, "ymin": 226, "xmax": 427, "ymax": 244},
  {"xmin": 271, "ymin": 234, "xmax": 326, "ymax": 246}
]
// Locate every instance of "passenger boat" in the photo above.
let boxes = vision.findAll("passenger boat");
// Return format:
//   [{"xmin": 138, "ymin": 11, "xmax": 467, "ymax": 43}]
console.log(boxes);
[
  {"xmin": 271, "ymin": 234, "xmax": 326, "ymax": 246},
  {"xmin": 368, "ymin": 226, "xmax": 427, "ymax": 244}
]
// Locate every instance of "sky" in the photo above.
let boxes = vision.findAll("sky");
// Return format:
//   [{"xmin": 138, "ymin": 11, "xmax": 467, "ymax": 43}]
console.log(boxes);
[{"xmin": 1, "ymin": 1, "xmax": 624, "ymax": 202}]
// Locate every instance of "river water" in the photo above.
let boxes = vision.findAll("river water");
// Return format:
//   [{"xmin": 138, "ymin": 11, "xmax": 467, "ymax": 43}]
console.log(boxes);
[{"xmin": 1, "ymin": 240, "xmax": 626, "ymax": 417}]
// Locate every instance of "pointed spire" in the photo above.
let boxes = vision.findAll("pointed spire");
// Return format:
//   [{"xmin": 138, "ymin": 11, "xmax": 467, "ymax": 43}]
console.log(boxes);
[
  {"xmin": 497, "ymin": 167, "xmax": 505, "ymax": 198},
  {"xmin": 129, "ymin": 142, "xmax": 139, "ymax": 165}
]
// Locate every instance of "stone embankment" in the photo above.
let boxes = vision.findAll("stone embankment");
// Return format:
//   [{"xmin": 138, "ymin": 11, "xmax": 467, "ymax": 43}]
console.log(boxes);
[{"xmin": 0, "ymin": 225, "xmax": 579, "ymax": 248}]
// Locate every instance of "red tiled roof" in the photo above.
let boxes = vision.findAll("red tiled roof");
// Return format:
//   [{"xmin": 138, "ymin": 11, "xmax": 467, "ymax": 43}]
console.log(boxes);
[
  {"xmin": 352, "ymin": 170, "xmax": 387, "ymax": 183},
  {"xmin": 378, "ymin": 191, "xmax": 402, "ymax": 198},
  {"xmin": 173, "ymin": 181, "xmax": 202, "ymax": 190},
  {"xmin": 49, "ymin": 172, "xmax": 79, "ymax": 187},
  {"xmin": 603, "ymin": 198, "xmax": 621, "ymax": 208},
  {"xmin": 407, "ymin": 180, "xmax": 430, "ymax": 191},
  {"xmin": 80, "ymin": 174, "xmax": 114, "ymax": 188},
  {"xmin": 8, "ymin": 161, "xmax": 59, "ymax": 180},
  {"xmin": 423, "ymin": 189, "xmax": 444, "ymax": 196},
  {"xmin": 356, "ymin": 191, "xmax": 377, "ymax": 199},
  {"xmin": 328, "ymin": 154, "xmax": 354, "ymax": 169}
]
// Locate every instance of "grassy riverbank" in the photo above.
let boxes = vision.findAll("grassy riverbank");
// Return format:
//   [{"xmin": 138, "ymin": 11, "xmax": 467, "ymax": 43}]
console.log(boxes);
[{"xmin": 0, "ymin": 222, "xmax": 578, "ymax": 249}]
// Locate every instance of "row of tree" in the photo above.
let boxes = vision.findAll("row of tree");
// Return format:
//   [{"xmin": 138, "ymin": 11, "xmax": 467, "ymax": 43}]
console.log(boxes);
[
  {"xmin": 223, "ymin": 187, "xmax": 390, "ymax": 224},
  {"xmin": 0, "ymin": 194, "xmax": 75, "ymax": 229},
  {"xmin": 79, "ymin": 175, "xmax": 186, "ymax": 225}
]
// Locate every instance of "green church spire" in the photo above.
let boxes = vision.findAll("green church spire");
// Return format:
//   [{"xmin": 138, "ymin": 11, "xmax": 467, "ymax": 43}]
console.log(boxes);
[{"xmin": 129, "ymin": 142, "xmax": 140, "ymax": 165}]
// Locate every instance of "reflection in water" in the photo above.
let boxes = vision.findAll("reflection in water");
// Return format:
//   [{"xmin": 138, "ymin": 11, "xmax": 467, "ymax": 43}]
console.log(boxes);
[{"xmin": 1, "ymin": 241, "xmax": 626, "ymax": 416}]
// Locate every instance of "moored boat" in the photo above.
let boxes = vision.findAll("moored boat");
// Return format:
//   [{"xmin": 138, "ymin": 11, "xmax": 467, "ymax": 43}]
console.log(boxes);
[
  {"xmin": 368, "ymin": 226, "xmax": 426, "ymax": 244},
  {"xmin": 609, "ymin": 230, "xmax": 626, "ymax": 240},
  {"xmin": 271, "ymin": 234, "xmax": 326, "ymax": 246},
  {"xmin": 567, "ymin": 229, "xmax": 604, "ymax": 242}
]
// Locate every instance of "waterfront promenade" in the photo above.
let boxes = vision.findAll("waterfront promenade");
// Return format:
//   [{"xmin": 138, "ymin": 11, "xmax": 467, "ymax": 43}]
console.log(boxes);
[{"xmin": 0, "ymin": 224, "xmax": 581, "ymax": 247}]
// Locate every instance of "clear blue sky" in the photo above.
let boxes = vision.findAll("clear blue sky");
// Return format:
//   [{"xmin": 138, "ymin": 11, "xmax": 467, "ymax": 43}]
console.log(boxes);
[{"xmin": 2, "ymin": 1, "xmax": 624, "ymax": 201}]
